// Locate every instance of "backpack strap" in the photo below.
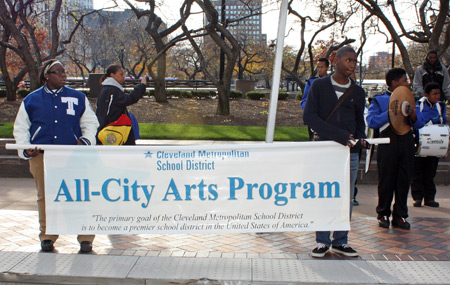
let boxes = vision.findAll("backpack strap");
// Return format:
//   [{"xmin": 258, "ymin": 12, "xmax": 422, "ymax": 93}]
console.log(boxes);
[{"xmin": 325, "ymin": 85, "xmax": 356, "ymax": 122}]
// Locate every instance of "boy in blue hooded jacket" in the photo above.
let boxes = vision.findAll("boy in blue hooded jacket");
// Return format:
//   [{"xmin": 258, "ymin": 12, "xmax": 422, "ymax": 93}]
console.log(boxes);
[{"xmin": 411, "ymin": 82, "xmax": 447, "ymax": 208}]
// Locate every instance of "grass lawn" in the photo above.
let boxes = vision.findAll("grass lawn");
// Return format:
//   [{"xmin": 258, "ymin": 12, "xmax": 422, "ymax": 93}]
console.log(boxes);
[{"xmin": 0, "ymin": 122, "xmax": 309, "ymax": 141}]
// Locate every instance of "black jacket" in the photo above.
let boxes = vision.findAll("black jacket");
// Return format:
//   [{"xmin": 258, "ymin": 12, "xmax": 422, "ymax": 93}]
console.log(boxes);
[
  {"xmin": 96, "ymin": 83, "xmax": 146, "ymax": 145},
  {"xmin": 303, "ymin": 75, "xmax": 366, "ymax": 152}
]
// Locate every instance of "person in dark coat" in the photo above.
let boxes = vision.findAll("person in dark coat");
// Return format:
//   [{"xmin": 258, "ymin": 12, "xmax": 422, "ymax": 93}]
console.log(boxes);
[
  {"xmin": 303, "ymin": 46, "xmax": 368, "ymax": 258},
  {"xmin": 413, "ymin": 50, "xmax": 450, "ymax": 102},
  {"xmin": 96, "ymin": 64, "xmax": 147, "ymax": 145}
]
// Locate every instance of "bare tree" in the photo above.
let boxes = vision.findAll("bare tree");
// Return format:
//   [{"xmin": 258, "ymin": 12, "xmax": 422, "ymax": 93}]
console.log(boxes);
[
  {"xmin": 181, "ymin": 0, "xmax": 241, "ymax": 115},
  {"xmin": 124, "ymin": 0, "xmax": 196, "ymax": 103},
  {"xmin": 0, "ymin": 0, "xmax": 64, "ymax": 100},
  {"xmin": 235, "ymin": 37, "xmax": 268, "ymax": 80},
  {"xmin": 283, "ymin": 0, "xmax": 359, "ymax": 93},
  {"xmin": 355, "ymin": 0, "xmax": 449, "ymax": 78},
  {"xmin": 170, "ymin": 43, "xmax": 203, "ymax": 80},
  {"xmin": 0, "ymin": 0, "xmax": 103, "ymax": 100}
]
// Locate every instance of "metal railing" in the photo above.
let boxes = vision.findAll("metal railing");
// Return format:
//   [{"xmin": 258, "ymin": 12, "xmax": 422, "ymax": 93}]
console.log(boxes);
[{"xmin": 0, "ymin": 79, "xmax": 216, "ymax": 90}]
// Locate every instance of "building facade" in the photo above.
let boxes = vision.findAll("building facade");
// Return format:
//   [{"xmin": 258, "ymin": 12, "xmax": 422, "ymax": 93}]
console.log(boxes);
[
  {"xmin": 368, "ymin": 51, "xmax": 392, "ymax": 72},
  {"xmin": 210, "ymin": 0, "xmax": 267, "ymax": 44}
]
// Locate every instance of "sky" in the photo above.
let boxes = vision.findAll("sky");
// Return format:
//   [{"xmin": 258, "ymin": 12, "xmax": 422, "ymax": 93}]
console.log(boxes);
[{"xmin": 92, "ymin": 0, "xmax": 425, "ymax": 65}]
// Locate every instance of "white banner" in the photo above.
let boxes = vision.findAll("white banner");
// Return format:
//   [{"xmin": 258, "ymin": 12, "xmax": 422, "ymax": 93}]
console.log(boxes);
[{"xmin": 41, "ymin": 142, "xmax": 350, "ymax": 234}]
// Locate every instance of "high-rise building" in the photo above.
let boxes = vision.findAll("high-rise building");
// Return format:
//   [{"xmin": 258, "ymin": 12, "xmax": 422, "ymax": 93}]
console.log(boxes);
[
  {"xmin": 368, "ymin": 52, "xmax": 391, "ymax": 71},
  {"xmin": 34, "ymin": 0, "xmax": 94, "ymax": 37},
  {"xmin": 210, "ymin": 0, "xmax": 267, "ymax": 44},
  {"xmin": 68, "ymin": 0, "xmax": 93, "ymax": 10}
]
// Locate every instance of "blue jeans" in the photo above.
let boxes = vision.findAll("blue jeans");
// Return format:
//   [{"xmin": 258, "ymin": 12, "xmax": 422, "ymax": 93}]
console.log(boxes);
[{"xmin": 316, "ymin": 152, "xmax": 359, "ymax": 246}]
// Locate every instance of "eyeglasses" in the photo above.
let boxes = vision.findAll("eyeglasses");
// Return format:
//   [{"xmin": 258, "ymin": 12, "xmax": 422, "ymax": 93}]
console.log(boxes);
[{"xmin": 47, "ymin": 70, "xmax": 66, "ymax": 75}]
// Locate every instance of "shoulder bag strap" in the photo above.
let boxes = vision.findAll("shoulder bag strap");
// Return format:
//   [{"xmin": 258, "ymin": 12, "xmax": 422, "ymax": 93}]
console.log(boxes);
[{"xmin": 325, "ymin": 84, "xmax": 356, "ymax": 122}]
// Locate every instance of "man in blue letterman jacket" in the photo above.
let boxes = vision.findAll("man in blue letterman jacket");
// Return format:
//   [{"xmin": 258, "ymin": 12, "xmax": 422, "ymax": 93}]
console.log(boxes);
[
  {"xmin": 367, "ymin": 68, "xmax": 423, "ymax": 230},
  {"xmin": 13, "ymin": 59, "xmax": 99, "ymax": 252},
  {"xmin": 304, "ymin": 46, "xmax": 367, "ymax": 258}
]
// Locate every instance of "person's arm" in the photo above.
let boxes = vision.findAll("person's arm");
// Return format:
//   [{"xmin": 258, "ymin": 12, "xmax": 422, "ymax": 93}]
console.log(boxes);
[
  {"xmin": 127, "ymin": 83, "xmax": 146, "ymax": 104},
  {"xmin": 112, "ymin": 83, "xmax": 146, "ymax": 107},
  {"xmin": 301, "ymin": 80, "xmax": 311, "ymax": 109},
  {"xmin": 413, "ymin": 67, "xmax": 424, "ymax": 97},
  {"xmin": 79, "ymin": 96, "xmax": 100, "ymax": 145},
  {"xmin": 410, "ymin": 102, "xmax": 424, "ymax": 129},
  {"xmin": 13, "ymin": 103, "xmax": 34, "ymax": 159},
  {"xmin": 366, "ymin": 97, "xmax": 388, "ymax": 129},
  {"xmin": 303, "ymin": 82, "xmax": 350, "ymax": 146}
]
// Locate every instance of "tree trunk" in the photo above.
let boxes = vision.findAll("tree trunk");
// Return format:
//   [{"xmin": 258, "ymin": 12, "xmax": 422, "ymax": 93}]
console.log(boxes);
[
  {"xmin": 28, "ymin": 66, "xmax": 41, "ymax": 91},
  {"xmin": 216, "ymin": 83, "xmax": 230, "ymax": 115},
  {"xmin": 216, "ymin": 51, "xmax": 236, "ymax": 115},
  {"xmin": 153, "ymin": 53, "xmax": 168, "ymax": 103},
  {"xmin": 5, "ymin": 78, "xmax": 17, "ymax": 101}
]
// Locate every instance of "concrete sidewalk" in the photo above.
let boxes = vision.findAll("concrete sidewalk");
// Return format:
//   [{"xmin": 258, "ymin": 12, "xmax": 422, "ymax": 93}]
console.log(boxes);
[{"xmin": 0, "ymin": 178, "xmax": 449, "ymax": 284}]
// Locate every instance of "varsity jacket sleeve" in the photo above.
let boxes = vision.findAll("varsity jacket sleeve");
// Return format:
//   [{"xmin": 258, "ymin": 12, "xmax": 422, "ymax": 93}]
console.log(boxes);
[
  {"xmin": 303, "ymin": 81, "xmax": 350, "ymax": 146},
  {"xmin": 413, "ymin": 67, "xmax": 424, "ymax": 97},
  {"xmin": 79, "ymin": 97, "xmax": 100, "ymax": 145},
  {"xmin": 13, "ymin": 103, "xmax": 32, "ymax": 159},
  {"xmin": 366, "ymin": 97, "xmax": 389, "ymax": 129}
]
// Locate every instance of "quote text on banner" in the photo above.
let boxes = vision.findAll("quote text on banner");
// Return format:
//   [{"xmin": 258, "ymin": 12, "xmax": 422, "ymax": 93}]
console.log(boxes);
[{"xmin": 44, "ymin": 142, "xmax": 350, "ymax": 234}]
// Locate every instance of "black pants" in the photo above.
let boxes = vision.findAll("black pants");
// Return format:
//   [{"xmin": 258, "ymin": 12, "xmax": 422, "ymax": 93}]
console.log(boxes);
[
  {"xmin": 376, "ymin": 128, "xmax": 415, "ymax": 219},
  {"xmin": 411, "ymin": 156, "xmax": 439, "ymax": 202}
]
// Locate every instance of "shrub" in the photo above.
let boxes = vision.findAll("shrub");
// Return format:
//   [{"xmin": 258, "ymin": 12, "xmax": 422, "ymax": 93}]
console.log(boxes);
[
  {"xmin": 145, "ymin": 89, "xmax": 155, "ymax": 97},
  {"xmin": 230, "ymin": 90, "xmax": 242, "ymax": 99},
  {"xmin": 17, "ymin": 89, "xmax": 31, "ymax": 98},
  {"xmin": 278, "ymin": 92, "xmax": 288, "ymax": 100},
  {"xmin": 191, "ymin": 90, "xmax": 215, "ymax": 99},
  {"xmin": 166, "ymin": 89, "xmax": 192, "ymax": 98},
  {"xmin": 296, "ymin": 91, "xmax": 302, "ymax": 101},
  {"xmin": 0, "ymin": 89, "xmax": 6, "ymax": 98},
  {"xmin": 246, "ymin": 91, "xmax": 265, "ymax": 100}
]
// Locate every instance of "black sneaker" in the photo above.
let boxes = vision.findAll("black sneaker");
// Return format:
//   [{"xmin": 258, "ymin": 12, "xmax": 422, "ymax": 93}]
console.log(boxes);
[
  {"xmin": 352, "ymin": 199, "xmax": 359, "ymax": 206},
  {"xmin": 41, "ymin": 240, "xmax": 54, "ymax": 252},
  {"xmin": 424, "ymin": 201, "xmax": 439, "ymax": 207},
  {"xmin": 378, "ymin": 216, "xmax": 390, "ymax": 228},
  {"xmin": 413, "ymin": 200, "xmax": 422, "ymax": 207},
  {"xmin": 311, "ymin": 244, "xmax": 329, "ymax": 258},
  {"xmin": 392, "ymin": 217, "xmax": 410, "ymax": 230},
  {"xmin": 80, "ymin": 241, "xmax": 93, "ymax": 253},
  {"xmin": 332, "ymin": 244, "xmax": 358, "ymax": 257}
]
